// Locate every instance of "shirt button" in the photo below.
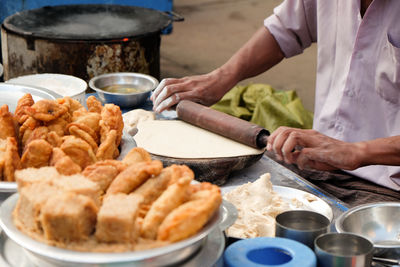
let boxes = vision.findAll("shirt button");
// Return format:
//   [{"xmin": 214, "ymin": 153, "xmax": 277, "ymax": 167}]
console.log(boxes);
[{"xmin": 346, "ymin": 90, "xmax": 354, "ymax": 97}]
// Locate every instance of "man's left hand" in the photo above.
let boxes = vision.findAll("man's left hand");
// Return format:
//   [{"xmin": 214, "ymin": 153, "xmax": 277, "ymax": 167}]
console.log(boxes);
[{"xmin": 267, "ymin": 127, "xmax": 364, "ymax": 171}]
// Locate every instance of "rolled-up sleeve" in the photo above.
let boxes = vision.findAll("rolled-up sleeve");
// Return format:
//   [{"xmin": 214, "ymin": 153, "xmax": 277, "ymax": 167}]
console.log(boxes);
[{"xmin": 264, "ymin": 0, "xmax": 317, "ymax": 58}]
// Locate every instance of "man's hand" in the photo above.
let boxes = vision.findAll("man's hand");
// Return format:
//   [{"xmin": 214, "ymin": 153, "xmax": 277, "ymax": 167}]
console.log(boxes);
[
  {"xmin": 267, "ymin": 126, "xmax": 365, "ymax": 171},
  {"xmin": 151, "ymin": 70, "xmax": 233, "ymax": 113}
]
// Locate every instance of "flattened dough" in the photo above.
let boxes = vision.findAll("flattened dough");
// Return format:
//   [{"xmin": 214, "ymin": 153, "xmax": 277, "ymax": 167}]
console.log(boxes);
[{"xmin": 134, "ymin": 120, "xmax": 265, "ymax": 159}]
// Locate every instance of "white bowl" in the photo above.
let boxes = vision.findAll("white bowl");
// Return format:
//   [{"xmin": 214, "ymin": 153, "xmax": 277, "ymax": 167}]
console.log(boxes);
[{"xmin": 6, "ymin": 73, "xmax": 87, "ymax": 104}]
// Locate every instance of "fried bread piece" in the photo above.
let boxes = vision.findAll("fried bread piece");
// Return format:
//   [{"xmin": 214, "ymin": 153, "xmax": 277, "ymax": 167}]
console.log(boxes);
[
  {"xmin": 53, "ymin": 174, "xmax": 101, "ymax": 207},
  {"xmin": 40, "ymin": 192, "xmax": 98, "ymax": 242},
  {"xmin": 15, "ymin": 166, "xmax": 60, "ymax": 189},
  {"xmin": 57, "ymin": 97, "xmax": 83, "ymax": 115},
  {"xmin": 95, "ymin": 193, "xmax": 143, "ymax": 243},
  {"xmin": 68, "ymin": 124, "xmax": 98, "ymax": 153},
  {"xmin": 14, "ymin": 182, "xmax": 60, "ymax": 232},
  {"xmin": 140, "ymin": 176, "xmax": 192, "ymax": 239},
  {"xmin": 4, "ymin": 137, "xmax": 21, "ymax": 181},
  {"xmin": 19, "ymin": 116, "xmax": 40, "ymax": 148},
  {"xmin": 49, "ymin": 147, "xmax": 82, "ymax": 175},
  {"xmin": 44, "ymin": 112, "xmax": 71, "ymax": 137},
  {"xmin": 21, "ymin": 139, "xmax": 53, "ymax": 168},
  {"xmin": 157, "ymin": 182, "xmax": 222, "ymax": 242},
  {"xmin": 122, "ymin": 147, "xmax": 151, "ymax": 166},
  {"xmin": 107, "ymin": 160, "xmax": 163, "ymax": 195},
  {"xmin": 60, "ymin": 135, "xmax": 97, "ymax": 169}
]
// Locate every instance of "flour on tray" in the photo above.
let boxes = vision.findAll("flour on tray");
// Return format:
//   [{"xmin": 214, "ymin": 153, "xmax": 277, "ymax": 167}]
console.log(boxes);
[{"xmin": 223, "ymin": 173, "xmax": 307, "ymax": 239}]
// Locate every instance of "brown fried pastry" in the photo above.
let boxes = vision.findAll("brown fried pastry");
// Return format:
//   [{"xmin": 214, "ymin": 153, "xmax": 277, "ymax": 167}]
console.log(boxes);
[
  {"xmin": 99, "ymin": 104, "xmax": 123, "ymax": 146},
  {"xmin": 122, "ymin": 147, "xmax": 151, "ymax": 166},
  {"xmin": 57, "ymin": 97, "xmax": 84, "ymax": 115},
  {"xmin": 44, "ymin": 112, "xmax": 71, "ymax": 137},
  {"xmin": 68, "ymin": 124, "xmax": 98, "ymax": 153},
  {"xmin": 140, "ymin": 176, "xmax": 192, "ymax": 239},
  {"xmin": 96, "ymin": 129, "xmax": 118, "ymax": 160},
  {"xmin": 0, "ymin": 104, "xmax": 17, "ymax": 140},
  {"xmin": 3, "ymin": 137, "xmax": 21, "ymax": 181},
  {"xmin": 107, "ymin": 160, "xmax": 163, "ymax": 195},
  {"xmin": 86, "ymin": 95, "xmax": 103, "ymax": 114},
  {"xmin": 60, "ymin": 136, "xmax": 97, "ymax": 169},
  {"xmin": 46, "ymin": 131, "xmax": 63, "ymax": 147},
  {"xmin": 157, "ymin": 182, "xmax": 222, "ymax": 242},
  {"xmin": 0, "ymin": 139, "xmax": 7, "ymax": 181},
  {"xmin": 24, "ymin": 99, "xmax": 68, "ymax": 122},
  {"xmin": 82, "ymin": 162, "xmax": 119, "ymax": 192},
  {"xmin": 49, "ymin": 147, "xmax": 82, "ymax": 175},
  {"xmin": 21, "ymin": 139, "xmax": 53, "ymax": 168},
  {"xmin": 19, "ymin": 116, "xmax": 41, "ymax": 148},
  {"xmin": 14, "ymin": 93, "xmax": 34, "ymax": 124}
]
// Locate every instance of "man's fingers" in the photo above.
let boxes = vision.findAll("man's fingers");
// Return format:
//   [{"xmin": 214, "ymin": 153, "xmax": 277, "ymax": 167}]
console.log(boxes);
[
  {"xmin": 150, "ymin": 78, "xmax": 167, "ymax": 101},
  {"xmin": 154, "ymin": 93, "xmax": 181, "ymax": 113}
]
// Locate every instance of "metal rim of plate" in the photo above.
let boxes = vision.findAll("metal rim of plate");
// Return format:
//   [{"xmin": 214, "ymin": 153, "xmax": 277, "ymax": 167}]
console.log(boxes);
[
  {"xmin": 0, "ymin": 227, "xmax": 226, "ymax": 267},
  {"xmin": 221, "ymin": 184, "xmax": 334, "ymax": 222},
  {"xmin": 0, "ymin": 83, "xmax": 61, "ymax": 193},
  {"xmin": 0, "ymin": 194, "xmax": 235, "ymax": 265}
]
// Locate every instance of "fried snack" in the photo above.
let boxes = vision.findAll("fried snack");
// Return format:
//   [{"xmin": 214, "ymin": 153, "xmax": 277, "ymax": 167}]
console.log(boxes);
[
  {"xmin": 82, "ymin": 162, "xmax": 119, "ymax": 192},
  {"xmin": 49, "ymin": 147, "xmax": 82, "ymax": 175},
  {"xmin": 44, "ymin": 112, "xmax": 71, "ymax": 137},
  {"xmin": 52, "ymin": 174, "xmax": 102, "ymax": 207},
  {"xmin": 107, "ymin": 160, "xmax": 163, "ymax": 195},
  {"xmin": 87, "ymin": 95, "xmax": 103, "ymax": 114},
  {"xmin": 96, "ymin": 129, "xmax": 118, "ymax": 160},
  {"xmin": 68, "ymin": 124, "xmax": 98, "ymax": 153},
  {"xmin": 46, "ymin": 131, "xmax": 63, "ymax": 147},
  {"xmin": 60, "ymin": 135, "xmax": 97, "ymax": 169},
  {"xmin": 23, "ymin": 126, "xmax": 49, "ymax": 148},
  {"xmin": 134, "ymin": 165, "xmax": 194, "ymax": 207},
  {"xmin": 57, "ymin": 97, "xmax": 83, "ymax": 115},
  {"xmin": 15, "ymin": 166, "xmax": 60, "ymax": 189},
  {"xmin": 95, "ymin": 193, "xmax": 143, "ymax": 243},
  {"xmin": 122, "ymin": 147, "xmax": 151, "ymax": 166},
  {"xmin": 71, "ymin": 112, "xmax": 101, "ymax": 141},
  {"xmin": 157, "ymin": 182, "xmax": 222, "ymax": 242},
  {"xmin": 14, "ymin": 93, "xmax": 34, "ymax": 124},
  {"xmin": 14, "ymin": 182, "xmax": 60, "ymax": 232},
  {"xmin": 19, "ymin": 117, "xmax": 40, "ymax": 148},
  {"xmin": 0, "ymin": 139, "xmax": 7, "ymax": 181},
  {"xmin": 99, "ymin": 104, "xmax": 123, "ymax": 146},
  {"xmin": 40, "ymin": 192, "xmax": 98, "ymax": 242},
  {"xmin": 97, "ymin": 159, "xmax": 128, "ymax": 173},
  {"xmin": 0, "ymin": 104, "xmax": 17, "ymax": 140},
  {"xmin": 24, "ymin": 99, "xmax": 68, "ymax": 122},
  {"xmin": 4, "ymin": 137, "xmax": 21, "ymax": 181},
  {"xmin": 21, "ymin": 139, "xmax": 53, "ymax": 168},
  {"xmin": 140, "ymin": 176, "xmax": 192, "ymax": 239}
]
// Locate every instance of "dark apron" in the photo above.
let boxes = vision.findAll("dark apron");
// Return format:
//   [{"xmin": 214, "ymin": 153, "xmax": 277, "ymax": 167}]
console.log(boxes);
[{"xmin": 266, "ymin": 152, "xmax": 400, "ymax": 208}]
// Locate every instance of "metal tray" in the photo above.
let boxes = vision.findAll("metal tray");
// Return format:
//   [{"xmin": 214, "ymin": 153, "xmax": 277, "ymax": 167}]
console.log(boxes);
[
  {"xmin": 0, "ymin": 227, "xmax": 225, "ymax": 267},
  {"xmin": 0, "ymin": 194, "xmax": 236, "ymax": 266}
]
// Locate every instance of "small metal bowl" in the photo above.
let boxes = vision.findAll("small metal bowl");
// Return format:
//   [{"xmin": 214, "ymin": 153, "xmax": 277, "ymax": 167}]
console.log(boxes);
[
  {"xmin": 335, "ymin": 202, "xmax": 400, "ymax": 258},
  {"xmin": 89, "ymin": 72, "xmax": 158, "ymax": 108}
]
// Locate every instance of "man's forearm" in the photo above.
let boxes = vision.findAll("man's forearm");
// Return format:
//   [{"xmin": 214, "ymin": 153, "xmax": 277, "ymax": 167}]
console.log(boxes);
[
  {"xmin": 357, "ymin": 136, "xmax": 400, "ymax": 166},
  {"xmin": 214, "ymin": 26, "xmax": 285, "ymax": 89}
]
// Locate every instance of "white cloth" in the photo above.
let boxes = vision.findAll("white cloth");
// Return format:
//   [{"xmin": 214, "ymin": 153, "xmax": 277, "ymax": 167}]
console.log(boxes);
[{"xmin": 264, "ymin": 0, "xmax": 400, "ymax": 190}]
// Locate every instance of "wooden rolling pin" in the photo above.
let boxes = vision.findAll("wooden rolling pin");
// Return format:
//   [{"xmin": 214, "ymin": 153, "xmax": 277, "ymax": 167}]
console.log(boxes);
[{"xmin": 176, "ymin": 100, "xmax": 269, "ymax": 149}]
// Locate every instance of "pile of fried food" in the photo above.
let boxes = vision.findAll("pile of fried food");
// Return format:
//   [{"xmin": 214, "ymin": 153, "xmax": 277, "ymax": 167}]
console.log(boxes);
[
  {"xmin": 0, "ymin": 94, "xmax": 123, "ymax": 181},
  {"xmin": 13, "ymin": 147, "xmax": 222, "ymax": 252}
]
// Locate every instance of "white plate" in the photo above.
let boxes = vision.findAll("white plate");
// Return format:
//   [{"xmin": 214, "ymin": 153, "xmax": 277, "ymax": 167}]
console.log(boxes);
[
  {"xmin": 221, "ymin": 185, "xmax": 333, "ymax": 221},
  {"xmin": 0, "ymin": 83, "xmax": 61, "ymax": 193},
  {"xmin": 0, "ymin": 194, "xmax": 233, "ymax": 266}
]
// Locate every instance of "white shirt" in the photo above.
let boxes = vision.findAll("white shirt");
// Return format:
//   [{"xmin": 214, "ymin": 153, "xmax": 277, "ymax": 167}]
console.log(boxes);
[{"xmin": 264, "ymin": 0, "xmax": 400, "ymax": 190}]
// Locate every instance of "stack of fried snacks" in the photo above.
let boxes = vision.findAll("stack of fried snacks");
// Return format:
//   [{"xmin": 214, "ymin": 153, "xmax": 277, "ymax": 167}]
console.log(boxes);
[
  {"xmin": 0, "ymin": 94, "xmax": 123, "ymax": 181},
  {"xmin": 13, "ymin": 148, "xmax": 222, "ymax": 252}
]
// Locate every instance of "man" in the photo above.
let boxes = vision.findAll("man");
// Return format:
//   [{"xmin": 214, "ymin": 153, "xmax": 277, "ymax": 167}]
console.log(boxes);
[{"xmin": 151, "ymin": 0, "xmax": 400, "ymax": 206}]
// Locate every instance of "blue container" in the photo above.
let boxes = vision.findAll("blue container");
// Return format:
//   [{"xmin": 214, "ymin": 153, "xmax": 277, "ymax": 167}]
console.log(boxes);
[{"xmin": 0, "ymin": 0, "xmax": 174, "ymax": 33}]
